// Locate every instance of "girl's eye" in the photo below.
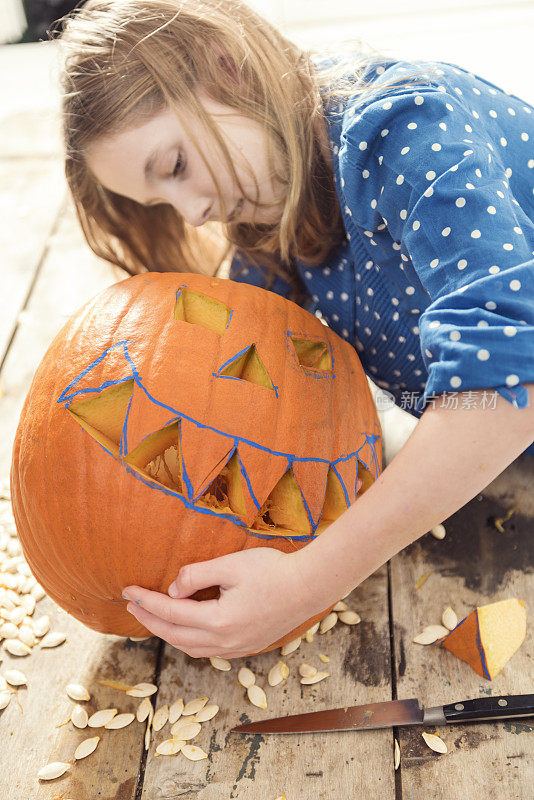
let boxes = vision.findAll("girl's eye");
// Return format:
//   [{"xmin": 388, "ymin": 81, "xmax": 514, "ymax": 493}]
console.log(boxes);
[{"xmin": 171, "ymin": 154, "xmax": 183, "ymax": 178}]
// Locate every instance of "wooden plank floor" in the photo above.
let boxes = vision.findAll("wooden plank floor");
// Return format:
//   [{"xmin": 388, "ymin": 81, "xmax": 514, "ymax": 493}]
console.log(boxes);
[{"xmin": 1, "ymin": 4, "xmax": 533, "ymax": 797}]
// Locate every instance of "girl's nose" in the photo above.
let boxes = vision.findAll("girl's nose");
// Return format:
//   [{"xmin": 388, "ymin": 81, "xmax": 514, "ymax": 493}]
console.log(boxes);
[{"xmin": 178, "ymin": 200, "xmax": 212, "ymax": 227}]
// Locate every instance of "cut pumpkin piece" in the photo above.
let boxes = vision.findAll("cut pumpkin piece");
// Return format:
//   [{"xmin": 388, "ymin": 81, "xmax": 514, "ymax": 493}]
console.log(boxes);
[{"xmin": 439, "ymin": 598, "xmax": 527, "ymax": 680}]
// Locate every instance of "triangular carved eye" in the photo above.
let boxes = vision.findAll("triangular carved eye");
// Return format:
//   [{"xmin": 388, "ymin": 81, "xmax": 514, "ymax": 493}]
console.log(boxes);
[
  {"xmin": 291, "ymin": 337, "xmax": 332, "ymax": 372},
  {"xmin": 218, "ymin": 345, "xmax": 275, "ymax": 391},
  {"xmin": 174, "ymin": 287, "xmax": 231, "ymax": 335}
]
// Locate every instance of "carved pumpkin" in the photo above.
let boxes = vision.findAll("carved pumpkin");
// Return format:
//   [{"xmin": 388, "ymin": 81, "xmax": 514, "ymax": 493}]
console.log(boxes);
[{"xmin": 10, "ymin": 273, "xmax": 381, "ymax": 655}]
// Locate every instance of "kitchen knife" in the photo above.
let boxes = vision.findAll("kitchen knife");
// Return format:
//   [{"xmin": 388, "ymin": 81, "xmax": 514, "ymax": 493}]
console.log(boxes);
[{"xmin": 230, "ymin": 694, "xmax": 534, "ymax": 734}]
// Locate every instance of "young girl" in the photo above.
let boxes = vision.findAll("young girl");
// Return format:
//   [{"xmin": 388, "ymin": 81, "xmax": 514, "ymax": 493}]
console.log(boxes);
[{"xmin": 56, "ymin": 0, "xmax": 534, "ymax": 658}]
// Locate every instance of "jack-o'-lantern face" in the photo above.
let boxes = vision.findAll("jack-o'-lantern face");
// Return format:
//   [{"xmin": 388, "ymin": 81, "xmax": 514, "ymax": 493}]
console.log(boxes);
[{"xmin": 11, "ymin": 273, "xmax": 381, "ymax": 653}]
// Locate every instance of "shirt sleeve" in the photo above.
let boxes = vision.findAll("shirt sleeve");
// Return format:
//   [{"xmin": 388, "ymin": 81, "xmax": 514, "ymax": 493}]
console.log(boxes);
[
  {"xmin": 339, "ymin": 84, "xmax": 534, "ymax": 411},
  {"xmin": 228, "ymin": 249, "xmax": 293, "ymax": 299}
]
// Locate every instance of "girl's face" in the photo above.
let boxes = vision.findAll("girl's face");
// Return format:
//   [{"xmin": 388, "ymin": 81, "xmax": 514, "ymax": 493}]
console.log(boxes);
[{"xmin": 86, "ymin": 92, "xmax": 286, "ymax": 227}]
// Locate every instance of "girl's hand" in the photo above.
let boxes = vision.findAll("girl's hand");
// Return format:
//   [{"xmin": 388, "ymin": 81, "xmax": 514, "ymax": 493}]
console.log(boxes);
[{"xmin": 121, "ymin": 548, "xmax": 321, "ymax": 659}]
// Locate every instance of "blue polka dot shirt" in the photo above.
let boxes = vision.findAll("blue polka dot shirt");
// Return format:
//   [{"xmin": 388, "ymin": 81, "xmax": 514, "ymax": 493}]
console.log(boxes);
[{"xmin": 229, "ymin": 56, "xmax": 534, "ymax": 424}]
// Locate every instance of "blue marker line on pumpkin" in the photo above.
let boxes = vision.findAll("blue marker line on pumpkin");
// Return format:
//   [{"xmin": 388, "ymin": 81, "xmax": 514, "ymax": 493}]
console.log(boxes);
[
  {"xmin": 236, "ymin": 447, "xmax": 261, "ymax": 512},
  {"xmin": 330, "ymin": 463, "xmax": 350, "ymax": 509},
  {"xmin": 215, "ymin": 344, "xmax": 279, "ymax": 398},
  {"xmin": 120, "ymin": 390, "xmax": 134, "ymax": 457},
  {"xmin": 285, "ymin": 329, "xmax": 335, "ymax": 380},
  {"xmin": 59, "ymin": 341, "xmax": 381, "ymax": 540},
  {"xmin": 474, "ymin": 608, "xmax": 491, "ymax": 680},
  {"xmin": 191, "ymin": 443, "xmax": 237, "ymax": 504},
  {"xmin": 57, "ymin": 341, "xmax": 133, "ymax": 404}
]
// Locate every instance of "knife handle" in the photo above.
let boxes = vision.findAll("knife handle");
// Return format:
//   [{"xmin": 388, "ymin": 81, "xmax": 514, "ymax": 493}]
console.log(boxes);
[{"xmin": 441, "ymin": 694, "xmax": 534, "ymax": 724}]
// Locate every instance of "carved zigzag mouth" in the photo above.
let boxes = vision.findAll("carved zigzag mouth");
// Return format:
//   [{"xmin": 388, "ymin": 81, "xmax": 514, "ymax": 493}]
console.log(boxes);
[{"xmin": 58, "ymin": 341, "xmax": 379, "ymax": 541}]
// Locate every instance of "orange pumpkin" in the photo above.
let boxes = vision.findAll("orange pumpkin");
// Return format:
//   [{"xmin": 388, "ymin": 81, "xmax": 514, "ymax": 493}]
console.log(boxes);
[{"xmin": 10, "ymin": 273, "xmax": 381, "ymax": 655}]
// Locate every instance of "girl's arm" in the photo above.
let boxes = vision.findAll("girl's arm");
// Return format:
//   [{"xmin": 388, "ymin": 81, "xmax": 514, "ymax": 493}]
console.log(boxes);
[{"xmin": 294, "ymin": 385, "xmax": 534, "ymax": 609}]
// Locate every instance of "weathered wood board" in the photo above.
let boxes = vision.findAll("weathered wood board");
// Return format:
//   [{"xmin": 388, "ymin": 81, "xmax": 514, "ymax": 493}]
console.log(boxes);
[{"xmin": 2, "ymin": 10, "xmax": 533, "ymax": 796}]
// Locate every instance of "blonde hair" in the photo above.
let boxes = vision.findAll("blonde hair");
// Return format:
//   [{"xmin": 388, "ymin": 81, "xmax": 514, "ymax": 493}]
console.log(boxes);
[{"xmin": 55, "ymin": 0, "xmax": 435, "ymax": 304}]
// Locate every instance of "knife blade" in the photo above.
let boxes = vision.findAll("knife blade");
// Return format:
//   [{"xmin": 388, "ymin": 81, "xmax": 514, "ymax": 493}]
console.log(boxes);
[{"xmin": 230, "ymin": 693, "xmax": 534, "ymax": 735}]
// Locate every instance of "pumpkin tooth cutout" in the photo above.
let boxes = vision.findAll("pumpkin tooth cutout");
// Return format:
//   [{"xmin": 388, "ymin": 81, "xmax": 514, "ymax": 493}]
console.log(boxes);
[
  {"xmin": 174, "ymin": 286, "xmax": 231, "ymax": 335},
  {"xmin": 11, "ymin": 272, "xmax": 381, "ymax": 654}
]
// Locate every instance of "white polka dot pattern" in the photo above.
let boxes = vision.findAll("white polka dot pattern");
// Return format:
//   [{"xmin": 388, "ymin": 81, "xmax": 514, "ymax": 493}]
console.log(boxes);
[{"xmin": 229, "ymin": 56, "xmax": 534, "ymax": 420}]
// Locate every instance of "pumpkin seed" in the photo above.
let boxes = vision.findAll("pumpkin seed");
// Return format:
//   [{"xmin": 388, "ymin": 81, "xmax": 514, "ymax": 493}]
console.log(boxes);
[
  {"xmin": 247, "ymin": 684, "xmax": 267, "ymax": 709},
  {"xmin": 431, "ymin": 524, "xmax": 446, "ymax": 540},
  {"xmin": 304, "ymin": 622, "xmax": 320, "ymax": 643},
  {"xmin": 209, "ymin": 656, "xmax": 231, "ymax": 671},
  {"xmin": 152, "ymin": 705, "xmax": 169, "ymax": 731},
  {"xmin": 338, "ymin": 610, "xmax": 361, "ymax": 625},
  {"xmin": 238, "ymin": 667, "xmax": 255, "ymax": 688},
  {"xmin": 71, "ymin": 704, "xmax": 89, "ymax": 728},
  {"xmin": 126, "ymin": 682, "xmax": 157, "ymax": 697},
  {"xmin": 333, "ymin": 601, "xmax": 348, "ymax": 612},
  {"xmin": 74, "ymin": 736, "xmax": 100, "ymax": 760},
  {"xmin": 19, "ymin": 595, "xmax": 36, "ymax": 615},
  {"xmin": 268, "ymin": 661, "xmax": 289, "ymax": 686},
  {"xmin": 194, "ymin": 704, "xmax": 219, "ymax": 723},
  {"xmin": 129, "ymin": 636, "xmax": 150, "ymax": 642},
  {"xmin": 17, "ymin": 624, "xmax": 35, "ymax": 648},
  {"xmin": 88, "ymin": 708, "xmax": 118, "ymax": 727},
  {"xmin": 66, "ymin": 683, "xmax": 90, "ymax": 701},
  {"xmin": 32, "ymin": 615, "xmax": 50, "ymax": 637},
  {"xmin": 412, "ymin": 625, "xmax": 449, "ymax": 645},
  {"xmin": 0, "ymin": 690, "xmax": 12, "ymax": 709},
  {"xmin": 5, "ymin": 668, "xmax": 27, "ymax": 686},
  {"xmin": 414, "ymin": 572, "xmax": 432, "ymax": 591},
  {"xmin": 318, "ymin": 653, "xmax": 330, "ymax": 663},
  {"xmin": 3, "ymin": 638, "xmax": 31, "ymax": 656},
  {"xmin": 183, "ymin": 696, "xmax": 208, "ymax": 716},
  {"xmin": 319, "ymin": 613, "xmax": 338, "ymax": 634},
  {"xmin": 137, "ymin": 697, "xmax": 152, "ymax": 722},
  {"xmin": 105, "ymin": 712, "xmax": 135, "ymax": 729},
  {"xmin": 30, "ymin": 584, "xmax": 46, "ymax": 602},
  {"xmin": 9, "ymin": 607, "xmax": 26, "ymax": 626},
  {"xmin": 40, "ymin": 632, "xmax": 67, "ymax": 648},
  {"xmin": 170, "ymin": 721, "xmax": 201, "ymax": 740},
  {"xmin": 144, "ymin": 710, "xmax": 152, "ymax": 751},
  {"xmin": 168, "ymin": 698, "xmax": 184, "ymax": 723},
  {"xmin": 281, "ymin": 637, "xmax": 301, "ymax": 655},
  {"xmin": 181, "ymin": 744, "xmax": 208, "ymax": 761},
  {"xmin": 99, "ymin": 678, "xmax": 134, "ymax": 692},
  {"xmin": 299, "ymin": 663, "xmax": 317, "ymax": 678},
  {"xmin": 37, "ymin": 762, "xmax": 71, "ymax": 781},
  {"xmin": 442, "ymin": 607, "xmax": 458, "ymax": 630},
  {"xmin": 300, "ymin": 671, "xmax": 330, "ymax": 685},
  {"xmin": 394, "ymin": 739, "xmax": 400, "ymax": 770},
  {"xmin": 156, "ymin": 738, "xmax": 184, "ymax": 756},
  {"xmin": 0, "ymin": 622, "xmax": 18, "ymax": 639},
  {"xmin": 422, "ymin": 731, "xmax": 448, "ymax": 753}
]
